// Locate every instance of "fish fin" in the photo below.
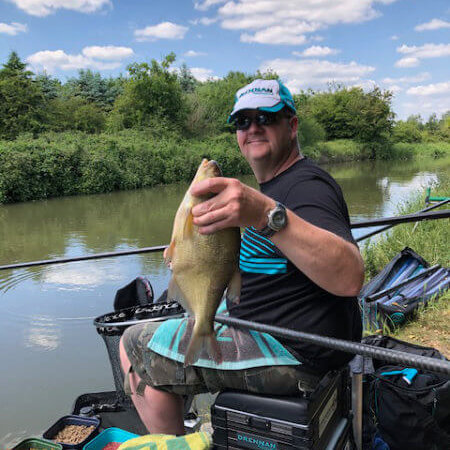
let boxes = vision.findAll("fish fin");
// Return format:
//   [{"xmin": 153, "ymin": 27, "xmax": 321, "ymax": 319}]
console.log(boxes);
[
  {"xmin": 184, "ymin": 332, "xmax": 223, "ymax": 367},
  {"xmin": 167, "ymin": 276, "xmax": 191, "ymax": 313},
  {"xmin": 225, "ymin": 269, "xmax": 241, "ymax": 305},
  {"xmin": 183, "ymin": 209, "xmax": 195, "ymax": 238},
  {"xmin": 164, "ymin": 240, "xmax": 175, "ymax": 265}
]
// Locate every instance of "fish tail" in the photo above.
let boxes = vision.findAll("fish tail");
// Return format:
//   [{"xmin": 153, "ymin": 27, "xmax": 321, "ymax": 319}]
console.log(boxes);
[{"xmin": 184, "ymin": 332, "xmax": 223, "ymax": 367}]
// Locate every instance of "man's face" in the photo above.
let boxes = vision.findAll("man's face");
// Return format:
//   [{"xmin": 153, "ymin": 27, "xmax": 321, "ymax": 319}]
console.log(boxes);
[{"xmin": 235, "ymin": 110, "xmax": 297, "ymax": 165}]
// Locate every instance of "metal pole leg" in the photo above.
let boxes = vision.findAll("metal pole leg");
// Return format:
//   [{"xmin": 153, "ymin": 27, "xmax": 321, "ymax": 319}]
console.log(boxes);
[{"xmin": 352, "ymin": 371, "xmax": 363, "ymax": 450}]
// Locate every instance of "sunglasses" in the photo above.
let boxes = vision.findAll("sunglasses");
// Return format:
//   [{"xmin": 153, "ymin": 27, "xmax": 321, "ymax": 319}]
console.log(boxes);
[{"xmin": 232, "ymin": 111, "xmax": 279, "ymax": 131}]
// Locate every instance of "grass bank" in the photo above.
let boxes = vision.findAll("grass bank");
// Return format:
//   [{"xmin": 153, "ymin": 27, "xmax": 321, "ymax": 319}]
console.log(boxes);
[
  {"xmin": 361, "ymin": 178, "xmax": 449, "ymax": 356},
  {"xmin": 0, "ymin": 130, "xmax": 449, "ymax": 204},
  {"xmin": 304, "ymin": 140, "xmax": 450, "ymax": 163}
]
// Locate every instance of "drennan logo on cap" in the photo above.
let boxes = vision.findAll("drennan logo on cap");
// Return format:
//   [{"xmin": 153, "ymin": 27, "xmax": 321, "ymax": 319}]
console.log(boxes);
[{"xmin": 238, "ymin": 87, "xmax": 274, "ymax": 98}]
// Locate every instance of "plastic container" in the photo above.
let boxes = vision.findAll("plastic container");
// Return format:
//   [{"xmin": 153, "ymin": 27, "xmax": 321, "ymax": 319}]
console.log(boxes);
[
  {"xmin": 82, "ymin": 428, "xmax": 139, "ymax": 450},
  {"xmin": 43, "ymin": 415, "xmax": 100, "ymax": 449},
  {"xmin": 12, "ymin": 438, "xmax": 63, "ymax": 450}
]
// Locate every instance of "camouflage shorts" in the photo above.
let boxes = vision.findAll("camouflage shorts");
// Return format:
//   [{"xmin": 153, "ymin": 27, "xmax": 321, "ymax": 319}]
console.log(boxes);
[{"xmin": 121, "ymin": 322, "xmax": 321, "ymax": 397}]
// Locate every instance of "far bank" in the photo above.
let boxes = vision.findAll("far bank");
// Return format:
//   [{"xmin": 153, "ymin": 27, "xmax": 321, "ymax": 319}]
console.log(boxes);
[{"xmin": 0, "ymin": 130, "xmax": 449, "ymax": 204}]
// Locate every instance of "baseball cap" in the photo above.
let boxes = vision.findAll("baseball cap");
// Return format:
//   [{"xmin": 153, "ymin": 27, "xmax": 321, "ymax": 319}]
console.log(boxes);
[{"xmin": 228, "ymin": 79, "xmax": 296, "ymax": 123}]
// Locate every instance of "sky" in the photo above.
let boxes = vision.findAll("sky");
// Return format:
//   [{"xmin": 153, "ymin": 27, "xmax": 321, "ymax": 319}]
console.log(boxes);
[{"xmin": 0, "ymin": 0, "xmax": 449, "ymax": 120}]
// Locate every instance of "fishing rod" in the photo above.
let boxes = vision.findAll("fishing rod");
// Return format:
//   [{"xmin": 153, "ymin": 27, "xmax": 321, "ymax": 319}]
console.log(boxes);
[
  {"xmin": 350, "ymin": 208, "xmax": 449, "ymax": 228},
  {"xmin": 356, "ymin": 198, "xmax": 450, "ymax": 242},
  {"xmin": 0, "ymin": 245, "xmax": 168, "ymax": 271},
  {"xmin": 214, "ymin": 314, "xmax": 450, "ymax": 375},
  {"xmin": 0, "ymin": 208, "xmax": 448, "ymax": 271}
]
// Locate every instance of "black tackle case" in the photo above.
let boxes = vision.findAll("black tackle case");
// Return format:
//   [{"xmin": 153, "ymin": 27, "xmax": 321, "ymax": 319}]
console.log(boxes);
[{"xmin": 211, "ymin": 368, "xmax": 351, "ymax": 449}]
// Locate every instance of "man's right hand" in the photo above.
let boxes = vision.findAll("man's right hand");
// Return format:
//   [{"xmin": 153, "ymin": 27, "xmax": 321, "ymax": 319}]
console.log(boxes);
[{"xmin": 190, "ymin": 177, "xmax": 275, "ymax": 234}]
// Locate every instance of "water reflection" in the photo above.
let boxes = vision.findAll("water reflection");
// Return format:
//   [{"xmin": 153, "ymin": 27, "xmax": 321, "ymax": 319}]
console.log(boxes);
[
  {"xmin": 42, "ymin": 260, "xmax": 124, "ymax": 289},
  {"xmin": 24, "ymin": 315, "xmax": 61, "ymax": 351}
]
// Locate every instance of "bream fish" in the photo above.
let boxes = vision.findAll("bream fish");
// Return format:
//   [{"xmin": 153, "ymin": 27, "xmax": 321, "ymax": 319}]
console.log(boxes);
[{"xmin": 164, "ymin": 159, "xmax": 241, "ymax": 366}]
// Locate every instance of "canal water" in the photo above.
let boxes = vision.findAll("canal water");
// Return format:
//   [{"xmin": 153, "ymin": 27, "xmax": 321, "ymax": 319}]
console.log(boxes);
[{"xmin": 0, "ymin": 157, "xmax": 448, "ymax": 446}]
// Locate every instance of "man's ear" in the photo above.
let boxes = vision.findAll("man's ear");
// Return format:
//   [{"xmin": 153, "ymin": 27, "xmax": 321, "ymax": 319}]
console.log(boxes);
[{"xmin": 289, "ymin": 115, "xmax": 298, "ymax": 139}]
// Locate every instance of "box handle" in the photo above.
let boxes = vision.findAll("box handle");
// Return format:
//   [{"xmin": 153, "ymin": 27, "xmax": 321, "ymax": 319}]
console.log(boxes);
[{"xmin": 248, "ymin": 416, "xmax": 271, "ymax": 431}]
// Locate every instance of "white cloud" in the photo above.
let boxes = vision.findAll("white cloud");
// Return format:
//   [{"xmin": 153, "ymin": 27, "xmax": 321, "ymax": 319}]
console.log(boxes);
[
  {"xmin": 400, "ymin": 81, "xmax": 450, "ymax": 119},
  {"xmin": 397, "ymin": 43, "xmax": 450, "ymax": 58},
  {"xmin": 395, "ymin": 57, "xmax": 419, "ymax": 68},
  {"xmin": 395, "ymin": 43, "xmax": 450, "ymax": 67},
  {"xmin": 9, "ymin": 0, "xmax": 111, "ymax": 17},
  {"xmin": 259, "ymin": 58, "xmax": 375, "ymax": 92},
  {"xmin": 195, "ymin": 17, "xmax": 218, "ymax": 26},
  {"xmin": 214, "ymin": 0, "xmax": 399, "ymax": 45},
  {"xmin": 415, "ymin": 19, "xmax": 450, "ymax": 32},
  {"xmin": 26, "ymin": 49, "xmax": 124, "ymax": 72},
  {"xmin": 0, "ymin": 22, "xmax": 27, "ymax": 35},
  {"xmin": 387, "ymin": 84, "xmax": 402, "ymax": 94},
  {"xmin": 293, "ymin": 46, "xmax": 340, "ymax": 57},
  {"xmin": 407, "ymin": 81, "xmax": 450, "ymax": 96},
  {"xmin": 184, "ymin": 50, "xmax": 207, "ymax": 57},
  {"xmin": 194, "ymin": 0, "xmax": 226, "ymax": 11},
  {"xmin": 390, "ymin": 35, "xmax": 399, "ymax": 40},
  {"xmin": 82, "ymin": 45, "xmax": 134, "ymax": 60},
  {"xmin": 241, "ymin": 25, "xmax": 311, "ymax": 45},
  {"xmin": 382, "ymin": 73, "xmax": 431, "ymax": 84},
  {"xmin": 134, "ymin": 22, "xmax": 188, "ymax": 41},
  {"xmin": 190, "ymin": 67, "xmax": 219, "ymax": 81}
]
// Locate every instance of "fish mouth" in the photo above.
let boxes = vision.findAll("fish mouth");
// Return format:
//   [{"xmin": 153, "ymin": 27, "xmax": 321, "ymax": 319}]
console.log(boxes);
[{"xmin": 205, "ymin": 159, "xmax": 222, "ymax": 177}]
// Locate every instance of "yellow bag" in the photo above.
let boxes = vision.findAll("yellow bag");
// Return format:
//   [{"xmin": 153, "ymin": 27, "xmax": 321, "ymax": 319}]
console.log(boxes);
[{"xmin": 118, "ymin": 431, "xmax": 211, "ymax": 450}]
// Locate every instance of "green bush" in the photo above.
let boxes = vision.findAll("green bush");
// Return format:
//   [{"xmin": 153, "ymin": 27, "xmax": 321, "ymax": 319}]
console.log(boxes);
[
  {"xmin": 392, "ymin": 121, "xmax": 422, "ymax": 143},
  {"xmin": 0, "ymin": 131, "xmax": 251, "ymax": 203},
  {"xmin": 303, "ymin": 139, "xmax": 363, "ymax": 162}
]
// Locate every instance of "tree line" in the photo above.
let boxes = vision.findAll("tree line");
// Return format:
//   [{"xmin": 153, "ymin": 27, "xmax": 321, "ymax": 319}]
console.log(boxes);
[{"xmin": 0, "ymin": 51, "xmax": 448, "ymax": 152}]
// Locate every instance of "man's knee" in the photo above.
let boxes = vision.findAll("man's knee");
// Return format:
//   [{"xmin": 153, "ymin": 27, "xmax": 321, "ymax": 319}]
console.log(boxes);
[{"xmin": 119, "ymin": 335, "xmax": 131, "ymax": 373}]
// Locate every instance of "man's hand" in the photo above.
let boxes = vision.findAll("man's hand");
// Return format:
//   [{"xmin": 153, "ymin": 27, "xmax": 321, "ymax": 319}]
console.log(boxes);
[{"xmin": 190, "ymin": 177, "xmax": 274, "ymax": 234}]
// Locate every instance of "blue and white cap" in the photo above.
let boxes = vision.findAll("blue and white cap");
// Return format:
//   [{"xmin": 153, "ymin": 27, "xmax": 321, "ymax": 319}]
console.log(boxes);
[{"xmin": 228, "ymin": 79, "xmax": 296, "ymax": 123}]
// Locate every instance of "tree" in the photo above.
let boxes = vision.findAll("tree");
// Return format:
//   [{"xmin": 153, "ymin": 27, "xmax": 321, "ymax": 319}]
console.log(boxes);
[
  {"xmin": 0, "ymin": 51, "xmax": 46, "ymax": 139},
  {"xmin": 35, "ymin": 72, "xmax": 61, "ymax": 100},
  {"xmin": 109, "ymin": 53, "xmax": 187, "ymax": 131},
  {"xmin": 306, "ymin": 85, "xmax": 394, "ymax": 156},
  {"xmin": 189, "ymin": 71, "xmax": 255, "ymax": 135},
  {"xmin": 178, "ymin": 63, "xmax": 198, "ymax": 93},
  {"xmin": 65, "ymin": 69, "xmax": 123, "ymax": 110},
  {"xmin": 392, "ymin": 120, "xmax": 422, "ymax": 143}
]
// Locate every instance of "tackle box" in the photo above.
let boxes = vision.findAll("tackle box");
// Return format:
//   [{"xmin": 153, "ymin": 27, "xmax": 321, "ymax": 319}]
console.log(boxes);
[
  {"xmin": 12, "ymin": 438, "xmax": 63, "ymax": 450},
  {"xmin": 211, "ymin": 368, "xmax": 350, "ymax": 450},
  {"xmin": 43, "ymin": 415, "xmax": 100, "ymax": 449}
]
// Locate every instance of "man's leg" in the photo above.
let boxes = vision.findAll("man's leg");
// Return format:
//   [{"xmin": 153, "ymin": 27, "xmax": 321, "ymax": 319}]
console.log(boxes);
[{"xmin": 119, "ymin": 338, "xmax": 185, "ymax": 435}]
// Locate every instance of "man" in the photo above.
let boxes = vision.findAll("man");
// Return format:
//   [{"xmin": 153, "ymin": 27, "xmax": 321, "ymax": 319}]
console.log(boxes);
[{"xmin": 119, "ymin": 79, "xmax": 364, "ymax": 435}]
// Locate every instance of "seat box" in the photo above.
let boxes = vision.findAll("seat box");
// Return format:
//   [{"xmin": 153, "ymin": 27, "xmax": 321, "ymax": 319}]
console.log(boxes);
[{"xmin": 211, "ymin": 369, "xmax": 349, "ymax": 450}]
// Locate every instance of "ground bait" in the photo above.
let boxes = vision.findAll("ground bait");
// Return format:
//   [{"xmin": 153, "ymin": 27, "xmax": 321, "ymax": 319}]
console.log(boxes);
[{"xmin": 52, "ymin": 424, "xmax": 95, "ymax": 444}]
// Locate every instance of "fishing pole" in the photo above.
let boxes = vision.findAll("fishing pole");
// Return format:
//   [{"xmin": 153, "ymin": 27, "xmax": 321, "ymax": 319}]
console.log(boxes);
[
  {"xmin": 214, "ymin": 314, "xmax": 450, "ymax": 375},
  {"xmin": 350, "ymin": 208, "xmax": 449, "ymax": 228},
  {"xmin": 0, "ymin": 245, "xmax": 168, "ymax": 271},
  {"xmin": 93, "ymin": 308, "xmax": 450, "ymax": 375},
  {"xmin": 355, "ymin": 198, "xmax": 450, "ymax": 242},
  {"xmin": 1, "ymin": 208, "xmax": 448, "ymax": 271}
]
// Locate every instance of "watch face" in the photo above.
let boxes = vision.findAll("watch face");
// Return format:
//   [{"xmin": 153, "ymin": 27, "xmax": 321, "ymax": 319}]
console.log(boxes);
[{"xmin": 272, "ymin": 209, "xmax": 286, "ymax": 229}]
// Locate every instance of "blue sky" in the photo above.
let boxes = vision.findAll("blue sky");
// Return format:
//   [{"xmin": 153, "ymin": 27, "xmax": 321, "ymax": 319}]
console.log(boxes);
[{"xmin": 1, "ymin": 0, "xmax": 449, "ymax": 120}]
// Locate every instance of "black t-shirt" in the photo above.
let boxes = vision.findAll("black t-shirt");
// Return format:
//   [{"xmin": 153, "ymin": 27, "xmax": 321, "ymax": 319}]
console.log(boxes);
[{"xmin": 228, "ymin": 157, "xmax": 362, "ymax": 372}]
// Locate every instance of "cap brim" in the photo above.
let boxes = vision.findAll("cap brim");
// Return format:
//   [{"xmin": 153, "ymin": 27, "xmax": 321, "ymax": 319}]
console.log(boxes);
[{"xmin": 227, "ymin": 102, "xmax": 285, "ymax": 123}]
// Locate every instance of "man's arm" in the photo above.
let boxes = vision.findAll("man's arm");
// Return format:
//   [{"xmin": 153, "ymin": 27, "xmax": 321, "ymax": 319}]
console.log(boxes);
[{"xmin": 191, "ymin": 177, "xmax": 364, "ymax": 297}]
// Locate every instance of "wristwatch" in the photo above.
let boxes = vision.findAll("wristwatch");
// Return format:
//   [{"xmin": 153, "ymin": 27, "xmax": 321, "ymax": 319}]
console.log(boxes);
[{"xmin": 257, "ymin": 202, "xmax": 288, "ymax": 237}]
